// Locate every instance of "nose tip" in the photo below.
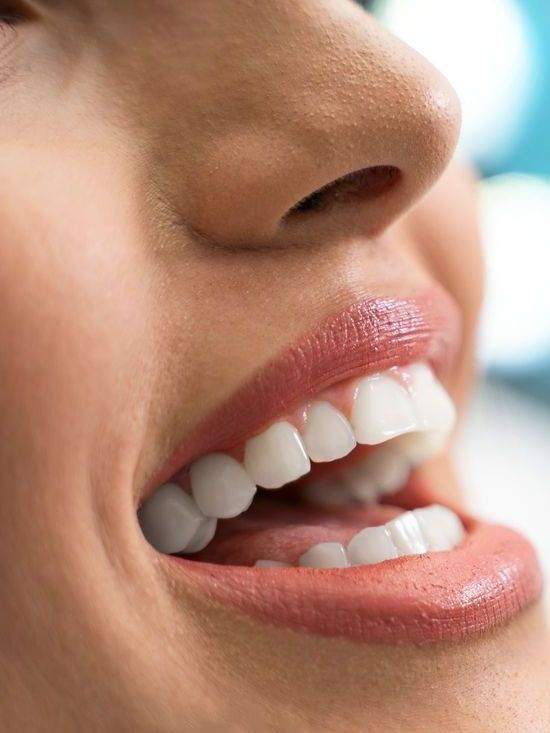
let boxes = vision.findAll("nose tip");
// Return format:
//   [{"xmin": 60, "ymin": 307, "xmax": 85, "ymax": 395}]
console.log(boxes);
[
  {"xmin": 187, "ymin": 9, "xmax": 462, "ymax": 246},
  {"xmin": 278, "ymin": 58, "xmax": 461, "ymax": 237}
]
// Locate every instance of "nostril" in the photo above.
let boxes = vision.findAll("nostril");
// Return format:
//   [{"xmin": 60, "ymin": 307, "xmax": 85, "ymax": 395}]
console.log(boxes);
[{"xmin": 287, "ymin": 165, "xmax": 401, "ymax": 216}]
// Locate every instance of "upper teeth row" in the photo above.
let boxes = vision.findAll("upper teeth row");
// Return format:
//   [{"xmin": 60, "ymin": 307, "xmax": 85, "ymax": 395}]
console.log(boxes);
[{"xmin": 138, "ymin": 362, "xmax": 455, "ymax": 555}]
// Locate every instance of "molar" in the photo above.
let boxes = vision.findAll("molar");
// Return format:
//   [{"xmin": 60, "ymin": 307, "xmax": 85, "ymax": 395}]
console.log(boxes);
[
  {"xmin": 190, "ymin": 453, "xmax": 257, "ymax": 519},
  {"xmin": 138, "ymin": 483, "xmax": 207, "ymax": 554},
  {"xmin": 184, "ymin": 516, "xmax": 218, "ymax": 554}
]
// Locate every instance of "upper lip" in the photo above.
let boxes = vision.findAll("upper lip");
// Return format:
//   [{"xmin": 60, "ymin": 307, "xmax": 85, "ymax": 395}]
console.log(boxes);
[{"xmin": 141, "ymin": 286, "xmax": 461, "ymax": 501}]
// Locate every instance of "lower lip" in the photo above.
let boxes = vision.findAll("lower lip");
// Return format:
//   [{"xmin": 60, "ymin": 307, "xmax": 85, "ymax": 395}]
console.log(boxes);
[{"xmin": 166, "ymin": 520, "xmax": 542, "ymax": 644}]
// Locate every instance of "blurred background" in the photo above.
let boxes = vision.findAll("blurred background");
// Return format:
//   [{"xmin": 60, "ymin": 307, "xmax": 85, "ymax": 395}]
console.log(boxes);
[{"xmin": 372, "ymin": 0, "xmax": 550, "ymax": 591}]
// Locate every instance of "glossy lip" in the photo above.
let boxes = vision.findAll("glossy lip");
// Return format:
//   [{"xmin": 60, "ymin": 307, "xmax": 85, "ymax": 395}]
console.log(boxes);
[
  {"xmin": 167, "ymin": 518, "xmax": 542, "ymax": 645},
  {"xmin": 143, "ymin": 287, "xmax": 461, "ymax": 500},
  {"xmin": 141, "ymin": 286, "xmax": 542, "ymax": 644}
]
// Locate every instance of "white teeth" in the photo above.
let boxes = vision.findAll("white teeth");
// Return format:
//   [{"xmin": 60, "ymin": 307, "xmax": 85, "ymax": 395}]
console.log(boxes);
[
  {"xmin": 385, "ymin": 512, "xmax": 429, "ymax": 556},
  {"xmin": 184, "ymin": 516, "xmax": 218, "ymax": 554},
  {"xmin": 414, "ymin": 505, "xmax": 465, "ymax": 551},
  {"xmin": 396, "ymin": 430, "xmax": 448, "ymax": 466},
  {"xmin": 190, "ymin": 453, "xmax": 256, "ymax": 519},
  {"xmin": 338, "ymin": 445, "xmax": 410, "ymax": 504},
  {"xmin": 254, "ymin": 559, "xmax": 291, "ymax": 568},
  {"xmin": 347, "ymin": 526, "xmax": 399, "ymax": 565},
  {"xmin": 244, "ymin": 421, "xmax": 310, "ymax": 489},
  {"xmin": 351, "ymin": 374, "xmax": 418, "ymax": 445},
  {"xmin": 302, "ymin": 401, "xmax": 356, "ymax": 463},
  {"xmin": 138, "ymin": 483, "xmax": 206, "ymax": 554},
  {"xmin": 408, "ymin": 363, "xmax": 456, "ymax": 433},
  {"xmin": 365, "ymin": 446, "xmax": 410, "ymax": 495},
  {"xmin": 298, "ymin": 542, "xmax": 350, "ymax": 568},
  {"xmin": 142, "ymin": 362, "xmax": 457, "ymax": 557},
  {"xmin": 346, "ymin": 505, "xmax": 464, "ymax": 566}
]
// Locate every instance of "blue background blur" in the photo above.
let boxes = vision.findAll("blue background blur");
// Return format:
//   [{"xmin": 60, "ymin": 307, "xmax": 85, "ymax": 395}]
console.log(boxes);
[{"xmin": 374, "ymin": 0, "xmax": 550, "ymax": 587}]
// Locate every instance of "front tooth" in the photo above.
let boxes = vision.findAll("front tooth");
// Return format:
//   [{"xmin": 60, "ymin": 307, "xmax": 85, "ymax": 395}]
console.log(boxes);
[
  {"xmin": 396, "ymin": 430, "xmax": 448, "ymax": 466},
  {"xmin": 355, "ymin": 446, "xmax": 410, "ymax": 496},
  {"xmin": 190, "ymin": 453, "xmax": 256, "ymax": 519},
  {"xmin": 184, "ymin": 516, "xmax": 218, "ymax": 553},
  {"xmin": 351, "ymin": 373, "xmax": 418, "ymax": 445},
  {"xmin": 414, "ymin": 505, "xmax": 465, "ymax": 551},
  {"xmin": 385, "ymin": 511, "xmax": 428, "ymax": 556},
  {"xmin": 138, "ymin": 483, "xmax": 205, "ymax": 554},
  {"xmin": 302, "ymin": 401, "xmax": 356, "ymax": 462},
  {"xmin": 254, "ymin": 559, "xmax": 291, "ymax": 568},
  {"xmin": 408, "ymin": 363, "xmax": 456, "ymax": 432},
  {"xmin": 298, "ymin": 542, "xmax": 350, "ymax": 568},
  {"xmin": 347, "ymin": 526, "xmax": 399, "ymax": 565},
  {"xmin": 244, "ymin": 421, "xmax": 311, "ymax": 489}
]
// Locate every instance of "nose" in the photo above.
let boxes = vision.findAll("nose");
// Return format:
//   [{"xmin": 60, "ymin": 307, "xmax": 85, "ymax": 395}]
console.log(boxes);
[{"xmin": 186, "ymin": 3, "xmax": 461, "ymax": 246}]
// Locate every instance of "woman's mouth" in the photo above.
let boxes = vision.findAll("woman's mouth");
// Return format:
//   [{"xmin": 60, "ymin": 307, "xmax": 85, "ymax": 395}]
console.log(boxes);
[{"xmin": 136, "ymin": 290, "xmax": 542, "ymax": 644}]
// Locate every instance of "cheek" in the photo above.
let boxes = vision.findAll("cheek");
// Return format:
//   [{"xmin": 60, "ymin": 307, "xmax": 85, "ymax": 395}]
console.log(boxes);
[
  {"xmin": 402, "ymin": 162, "xmax": 484, "ymax": 406},
  {"xmin": 0, "ymin": 152, "xmax": 160, "ymax": 498},
  {"xmin": 418, "ymin": 163, "xmax": 484, "ymax": 323}
]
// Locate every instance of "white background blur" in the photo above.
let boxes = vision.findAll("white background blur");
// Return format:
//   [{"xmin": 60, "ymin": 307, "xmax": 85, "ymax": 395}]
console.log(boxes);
[{"xmin": 374, "ymin": 0, "xmax": 550, "ymax": 596}]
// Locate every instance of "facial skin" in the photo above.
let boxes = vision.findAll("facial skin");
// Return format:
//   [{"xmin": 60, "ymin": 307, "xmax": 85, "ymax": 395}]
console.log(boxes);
[{"xmin": 0, "ymin": 1, "xmax": 548, "ymax": 731}]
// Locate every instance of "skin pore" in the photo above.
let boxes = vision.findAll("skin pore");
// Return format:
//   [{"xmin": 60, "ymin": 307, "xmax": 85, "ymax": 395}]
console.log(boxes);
[{"xmin": 0, "ymin": 1, "xmax": 549, "ymax": 731}]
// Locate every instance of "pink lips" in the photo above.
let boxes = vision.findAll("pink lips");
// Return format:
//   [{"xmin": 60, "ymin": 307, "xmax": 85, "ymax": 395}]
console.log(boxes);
[
  {"xmin": 170, "ymin": 521, "xmax": 542, "ymax": 645},
  {"xmin": 146, "ymin": 288, "xmax": 542, "ymax": 644},
  {"xmin": 149, "ymin": 288, "xmax": 461, "ymax": 491}
]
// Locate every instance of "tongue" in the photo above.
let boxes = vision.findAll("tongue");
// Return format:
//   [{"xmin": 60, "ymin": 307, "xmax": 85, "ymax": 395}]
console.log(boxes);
[{"xmin": 188, "ymin": 498, "xmax": 403, "ymax": 566}]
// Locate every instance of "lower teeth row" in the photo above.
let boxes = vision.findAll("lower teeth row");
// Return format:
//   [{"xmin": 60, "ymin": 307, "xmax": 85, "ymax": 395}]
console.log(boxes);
[{"xmin": 255, "ymin": 505, "xmax": 465, "ymax": 569}]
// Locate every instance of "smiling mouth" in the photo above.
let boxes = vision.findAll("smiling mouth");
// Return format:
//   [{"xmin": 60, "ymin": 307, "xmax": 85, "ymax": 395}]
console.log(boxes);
[
  {"xmin": 136, "ymin": 290, "xmax": 542, "ymax": 645},
  {"xmin": 140, "ymin": 360, "xmax": 460, "ymax": 564}
]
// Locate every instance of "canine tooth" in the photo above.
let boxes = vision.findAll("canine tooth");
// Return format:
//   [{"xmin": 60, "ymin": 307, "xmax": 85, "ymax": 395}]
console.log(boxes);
[
  {"xmin": 351, "ymin": 373, "xmax": 417, "ymax": 445},
  {"xmin": 408, "ymin": 363, "xmax": 456, "ymax": 432},
  {"xmin": 244, "ymin": 421, "xmax": 310, "ymax": 489},
  {"xmin": 298, "ymin": 542, "xmax": 350, "ymax": 568},
  {"xmin": 190, "ymin": 453, "xmax": 256, "ymax": 519},
  {"xmin": 254, "ymin": 560, "xmax": 291, "ymax": 568},
  {"xmin": 396, "ymin": 430, "xmax": 448, "ymax": 466},
  {"xmin": 302, "ymin": 401, "xmax": 356, "ymax": 462},
  {"xmin": 347, "ymin": 526, "xmax": 399, "ymax": 565},
  {"xmin": 184, "ymin": 517, "xmax": 218, "ymax": 553},
  {"xmin": 386, "ymin": 511, "xmax": 428, "ymax": 556},
  {"xmin": 138, "ymin": 483, "xmax": 205, "ymax": 554},
  {"xmin": 414, "ymin": 505, "xmax": 465, "ymax": 551},
  {"xmin": 302, "ymin": 477, "xmax": 355, "ymax": 506}
]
